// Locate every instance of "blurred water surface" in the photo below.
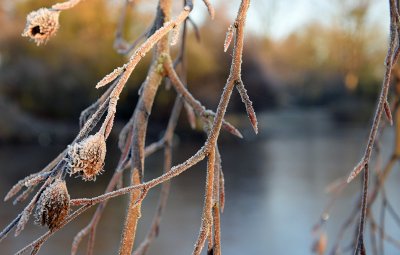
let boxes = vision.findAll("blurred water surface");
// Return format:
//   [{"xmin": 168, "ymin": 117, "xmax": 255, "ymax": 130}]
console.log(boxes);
[{"xmin": 1, "ymin": 109, "xmax": 400, "ymax": 255}]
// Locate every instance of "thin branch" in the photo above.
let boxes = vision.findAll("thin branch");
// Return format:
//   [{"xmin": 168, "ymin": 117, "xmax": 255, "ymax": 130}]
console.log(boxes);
[
  {"xmin": 353, "ymin": 163, "xmax": 369, "ymax": 255},
  {"xmin": 133, "ymin": 13, "xmax": 189, "ymax": 252},
  {"xmin": 14, "ymin": 145, "xmax": 206, "ymax": 254},
  {"xmin": 1, "ymin": 1, "xmax": 256, "ymax": 255},
  {"xmin": 164, "ymin": 58, "xmax": 243, "ymax": 138},
  {"xmin": 71, "ymin": 147, "xmax": 206, "ymax": 207},
  {"xmin": 347, "ymin": 0, "xmax": 400, "ymax": 183},
  {"xmin": 211, "ymin": 147, "xmax": 222, "ymax": 255},
  {"xmin": 98, "ymin": 4, "xmax": 193, "ymax": 140},
  {"xmin": 16, "ymin": 205, "xmax": 91, "ymax": 255},
  {"xmin": 133, "ymin": 95, "xmax": 182, "ymax": 255},
  {"xmin": 193, "ymin": 148, "xmax": 215, "ymax": 255},
  {"xmin": 235, "ymin": 79, "xmax": 258, "ymax": 134},
  {"xmin": 0, "ymin": 214, "xmax": 22, "ymax": 243},
  {"xmin": 119, "ymin": 1, "xmax": 173, "ymax": 253},
  {"xmin": 201, "ymin": 0, "xmax": 215, "ymax": 19},
  {"xmin": 70, "ymin": 137, "xmax": 166, "ymax": 255},
  {"xmin": 51, "ymin": 0, "xmax": 83, "ymax": 11}
]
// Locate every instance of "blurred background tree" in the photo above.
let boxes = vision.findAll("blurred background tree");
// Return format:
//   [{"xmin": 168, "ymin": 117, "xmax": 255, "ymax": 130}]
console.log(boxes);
[{"xmin": 0, "ymin": 0, "xmax": 388, "ymax": 142}]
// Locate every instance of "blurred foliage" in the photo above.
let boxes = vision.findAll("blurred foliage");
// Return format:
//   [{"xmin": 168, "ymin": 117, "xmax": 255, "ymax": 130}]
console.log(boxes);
[
  {"xmin": 0, "ymin": 1, "xmax": 175, "ymax": 120},
  {"xmin": 0, "ymin": 0, "xmax": 389, "ymax": 128},
  {"xmin": 1, "ymin": 0, "xmax": 127, "ymax": 118},
  {"xmin": 254, "ymin": 0, "xmax": 387, "ymax": 119},
  {"xmin": 0, "ymin": 0, "xmax": 274, "ymax": 124}
]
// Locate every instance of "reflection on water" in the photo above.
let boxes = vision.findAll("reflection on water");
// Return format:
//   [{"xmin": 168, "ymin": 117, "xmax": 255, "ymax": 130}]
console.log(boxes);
[{"xmin": 1, "ymin": 109, "xmax": 400, "ymax": 255}]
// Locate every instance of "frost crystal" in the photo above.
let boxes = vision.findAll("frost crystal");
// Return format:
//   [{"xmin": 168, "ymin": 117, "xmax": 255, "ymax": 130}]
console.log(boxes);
[
  {"xmin": 22, "ymin": 8, "xmax": 60, "ymax": 46},
  {"xmin": 68, "ymin": 133, "xmax": 107, "ymax": 181}
]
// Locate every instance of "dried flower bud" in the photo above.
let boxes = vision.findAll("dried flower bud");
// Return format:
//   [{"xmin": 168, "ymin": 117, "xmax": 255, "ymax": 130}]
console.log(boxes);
[
  {"xmin": 22, "ymin": 8, "xmax": 60, "ymax": 46},
  {"xmin": 68, "ymin": 133, "xmax": 107, "ymax": 181},
  {"xmin": 35, "ymin": 180, "xmax": 70, "ymax": 230}
]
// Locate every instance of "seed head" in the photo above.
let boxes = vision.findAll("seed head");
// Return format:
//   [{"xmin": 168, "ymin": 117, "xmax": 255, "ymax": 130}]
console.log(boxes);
[
  {"xmin": 68, "ymin": 133, "xmax": 107, "ymax": 181},
  {"xmin": 35, "ymin": 180, "xmax": 70, "ymax": 230},
  {"xmin": 22, "ymin": 8, "xmax": 60, "ymax": 46}
]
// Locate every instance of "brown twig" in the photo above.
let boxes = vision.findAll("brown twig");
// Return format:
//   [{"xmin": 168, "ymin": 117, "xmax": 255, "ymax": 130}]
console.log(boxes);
[
  {"xmin": 70, "ymin": 136, "xmax": 166, "ymax": 255},
  {"xmin": 1, "ymin": 1, "xmax": 255, "ymax": 255},
  {"xmin": 133, "ymin": 96, "xmax": 182, "ymax": 255},
  {"xmin": 51, "ymin": 0, "xmax": 83, "ymax": 11},
  {"xmin": 119, "ymin": 1, "xmax": 173, "ymax": 253},
  {"xmin": 133, "ymin": 10, "xmax": 190, "ymax": 253},
  {"xmin": 347, "ymin": 0, "xmax": 400, "ymax": 183},
  {"xmin": 164, "ymin": 58, "xmax": 243, "ymax": 138},
  {"xmin": 353, "ymin": 164, "xmax": 369, "ymax": 255}
]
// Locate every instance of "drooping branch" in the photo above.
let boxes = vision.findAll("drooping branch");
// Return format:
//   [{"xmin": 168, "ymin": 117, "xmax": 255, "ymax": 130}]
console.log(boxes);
[
  {"xmin": 347, "ymin": 0, "xmax": 400, "ymax": 183},
  {"xmin": 1, "ymin": 1, "xmax": 255, "ymax": 255},
  {"xmin": 341, "ymin": 1, "xmax": 400, "ymax": 254},
  {"xmin": 164, "ymin": 58, "xmax": 244, "ymax": 138}
]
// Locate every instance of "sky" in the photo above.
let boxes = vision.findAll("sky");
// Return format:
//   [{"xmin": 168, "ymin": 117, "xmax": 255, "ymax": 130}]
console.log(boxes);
[
  {"xmin": 188, "ymin": 0, "xmax": 390, "ymax": 40},
  {"xmin": 3, "ymin": 0, "xmax": 391, "ymax": 41}
]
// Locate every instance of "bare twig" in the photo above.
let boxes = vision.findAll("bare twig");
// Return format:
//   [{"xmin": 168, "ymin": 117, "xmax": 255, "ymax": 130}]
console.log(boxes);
[
  {"xmin": 347, "ymin": 0, "xmax": 400, "ymax": 183},
  {"xmin": 1, "ymin": 1, "xmax": 255, "ymax": 255},
  {"xmin": 353, "ymin": 164, "xmax": 369, "ymax": 255},
  {"xmin": 133, "ymin": 96, "xmax": 182, "ymax": 255},
  {"xmin": 201, "ymin": 0, "xmax": 215, "ymax": 20},
  {"xmin": 164, "ymin": 58, "xmax": 243, "ymax": 138},
  {"xmin": 235, "ymin": 79, "xmax": 258, "ymax": 134}
]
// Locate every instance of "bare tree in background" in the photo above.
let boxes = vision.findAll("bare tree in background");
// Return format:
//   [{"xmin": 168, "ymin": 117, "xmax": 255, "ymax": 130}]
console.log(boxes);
[{"xmin": 0, "ymin": 0, "xmax": 256, "ymax": 254}]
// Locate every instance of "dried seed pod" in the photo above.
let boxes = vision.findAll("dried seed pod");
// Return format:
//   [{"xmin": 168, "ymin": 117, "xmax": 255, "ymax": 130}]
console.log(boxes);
[
  {"xmin": 22, "ymin": 8, "xmax": 60, "ymax": 46},
  {"xmin": 35, "ymin": 180, "xmax": 70, "ymax": 230},
  {"xmin": 67, "ymin": 133, "xmax": 107, "ymax": 181}
]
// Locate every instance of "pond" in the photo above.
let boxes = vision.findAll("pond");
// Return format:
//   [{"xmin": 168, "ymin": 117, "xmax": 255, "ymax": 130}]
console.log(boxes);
[{"xmin": 1, "ymin": 109, "xmax": 399, "ymax": 254}]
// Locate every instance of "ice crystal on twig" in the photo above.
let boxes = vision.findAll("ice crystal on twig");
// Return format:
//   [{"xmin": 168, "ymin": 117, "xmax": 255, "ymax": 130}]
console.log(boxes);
[
  {"xmin": 224, "ymin": 25, "xmax": 234, "ymax": 52},
  {"xmin": 52, "ymin": 0, "xmax": 82, "ymax": 11},
  {"xmin": 0, "ymin": 1, "xmax": 255, "ymax": 254},
  {"xmin": 170, "ymin": 25, "xmax": 180, "ymax": 46},
  {"xmin": 68, "ymin": 133, "xmax": 107, "ymax": 181},
  {"xmin": 96, "ymin": 67, "xmax": 124, "ymax": 89},
  {"xmin": 15, "ymin": 203, "xmax": 35, "ymax": 236},
  {"xmin": 347, "ymin": 160, "xmax": 365, "ymax": 183},
  {"xmin": 202, "ymin": 110, "xmax": 243, "ymax": 138},
  {"xmin": 219, "ymin": 169, "xmax": 225, "ymax": 213},
  {"xmin": 13, "ymin": 187, "xmax": 34, "ymax": 205},
  {"xmin": 4, "ymin": 173, "xmax": 40, "ymax": 202},
  {"xmin": 384, "ymin": 100, "xmax": 393, "ymax": 126},
  {"xmin": 221, "ymin": 121, "xmax": 243, "ymax": 138},
  {"xmin": 35, "ymin": 180, "xmax": 70, "ymax": 230},
  {"xmin": 236, "ymin": 80, "xmax": 258, "ymax": 134},
  {"xmin": 22, "ymin": 8, "xmax": 60, "ymax": 46}
]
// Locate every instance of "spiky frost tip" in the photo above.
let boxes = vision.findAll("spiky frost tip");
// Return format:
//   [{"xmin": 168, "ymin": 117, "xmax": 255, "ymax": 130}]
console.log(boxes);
[{"xmin": 22, "ymin": 8, "xmax": 60, "ymax": 46}]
